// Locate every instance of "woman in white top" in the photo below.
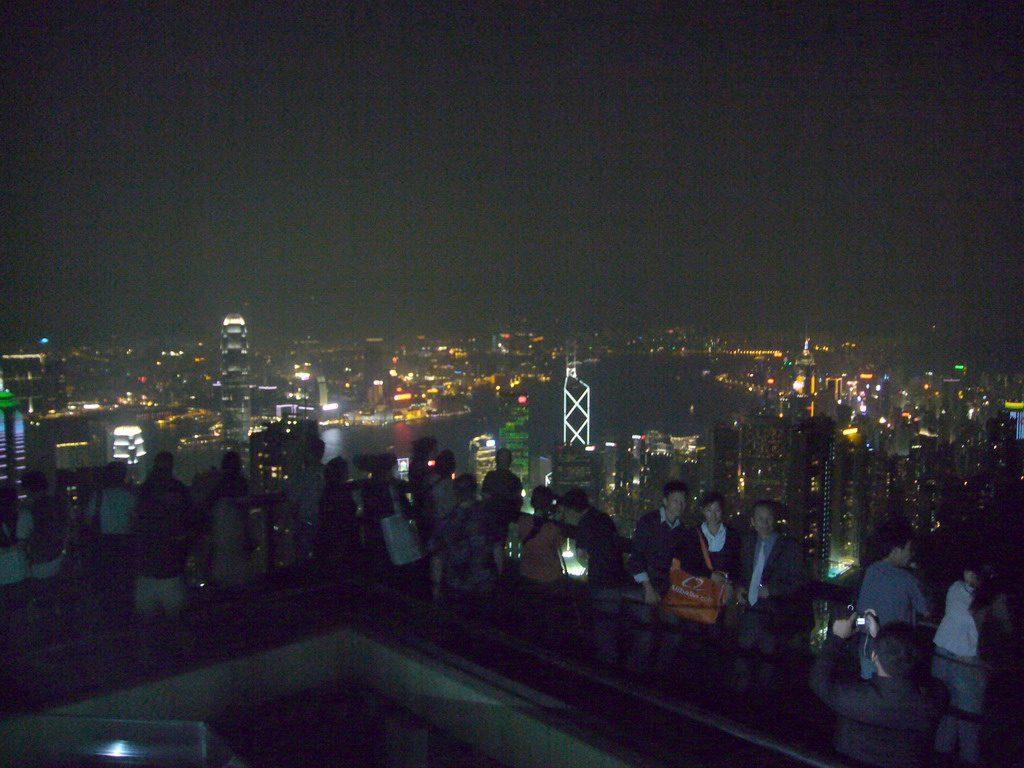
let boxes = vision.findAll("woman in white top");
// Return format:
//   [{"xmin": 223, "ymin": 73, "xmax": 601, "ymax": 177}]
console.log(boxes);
[{"xmin": 931, "ymin": 565, "xmax": 985, "ymax": 766}]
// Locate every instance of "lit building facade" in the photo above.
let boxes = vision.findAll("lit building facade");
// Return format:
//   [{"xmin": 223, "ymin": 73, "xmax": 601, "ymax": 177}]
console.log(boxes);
[
  {"xmin": 363, "ymin": 338, "xmax": 390, "ymax": 407},
  {"xmin": 738, "ymin": 414, "xmax": 792, "ymax": 504},
  {"xmin": 0, "ymin": 389, "xmax": 26, "ymax": 489},
  {"xmin": 111, "ymin": 425, "xmax": 146, "ymax": 466},
  {"xmin": 563, "ymin": 351, "xmax": 590, "ymax": 447},
  {"xmin": 498, "ymin": 391, "xmax": 530, "ymax": 483},
  {"xmin": 1, "ymin": 353, "xmax": 59, "ymax": 413},
  {"xmin": 470, "ymin": 434, "xmax": 497, "ymax": 484},
  {"xmin": 788, "ymin": 339, "xmax": 816, "ymax": 418},
  {"xmin": 249, "ymin": 418, "xmax": 319, "ymax": 493},
  {"xmin": 711, "ymin": 422, "xmax": 741, "ymax": 511},
  {"xmin": 550, "ymin": 444, "xmax": 603, "ymax": 505},
  {"xmin": 790, "ymin": 417, "xmax": 836, "ymax": 578},
  {"xmin": 220, "ymin": 314, "xmax": 252, "ymax": 446}
]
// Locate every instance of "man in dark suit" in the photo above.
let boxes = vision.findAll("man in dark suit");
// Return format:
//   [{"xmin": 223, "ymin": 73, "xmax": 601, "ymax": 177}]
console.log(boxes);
[
  {"xmin": 733, "ymin": 499, "xmax": 807, "ymax": 691},
  {"xmin": 811, "ymin": 613, "xmax": 945, "ymax": 767}
]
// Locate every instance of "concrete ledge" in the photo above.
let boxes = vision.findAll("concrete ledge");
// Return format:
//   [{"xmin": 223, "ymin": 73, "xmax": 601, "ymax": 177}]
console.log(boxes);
[{"xmin": 1, "ymin": 625, "xmax": 659, "ymax": 768}]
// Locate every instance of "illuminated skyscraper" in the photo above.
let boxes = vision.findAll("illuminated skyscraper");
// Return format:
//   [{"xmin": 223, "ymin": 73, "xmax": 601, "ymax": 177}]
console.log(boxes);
[
  {"xmin": 249, "ymin": 418, "xmax": 319, "ymax": 493},
  {"xmin": 738, "ymin": 414, "xmax": 792, "ymax": 503},
  {"xmin": 711, "ymin": 422, "xmax": 741, "ymax": 510},
  {"xmin": 550, "ymin": 444, "xmax": 603, "ymax": 504},
  {"xmin": 790, "ymin": 416, "xmax": 836, "ymax": 578},
  {"xmin": 470, "ymin": 434, "xmax": 498, "ymax": 484},
  {"xmin": 498, "ymin": 391, "xmax": 530, "ymax": 483},
  {"xmin": 789, "ymin": 338, "xmax": 817, "ymax": 418},
  {"xmin": 111, "ymin": 425, "xmax": 146, "ymax": 466},
  {"xmin": 363, "ymin": 338, "xmax": 390, "ymax": 407},
  {"xmin": 220, "ymin": 314, "xmax": 252, "ymax": 446},
  {"xmin": 563, "ymin": 349, "xmax": 590, "ymax": 447},
  {"xmin": 1, "ymin": 353, "xmax": 58, "ymax": 413},
  {"xmin": 0, "ymin": 388, "xmax": 26, "ymax": 488}
]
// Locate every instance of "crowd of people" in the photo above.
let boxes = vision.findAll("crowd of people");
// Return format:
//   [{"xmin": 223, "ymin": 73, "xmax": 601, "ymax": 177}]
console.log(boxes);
[{"xmin": 0, "ymin": 435, "xmax": 1019, "ymax": 766}]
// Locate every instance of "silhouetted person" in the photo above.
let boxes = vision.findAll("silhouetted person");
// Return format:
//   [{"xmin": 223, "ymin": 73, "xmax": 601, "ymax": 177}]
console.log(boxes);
[
  {"xmin": 564, "ymin": 487, "xmax": 628, "ymax": 667},
  {"xmin": 21, "ymin": 471, "xmax": 68, "ymax": 582},
  {"xmin": 429, "ymin": 474, "xmax": 501, "ymax": 617},
  {"xmin": 0, "ymin": 483, "xmax": 31, "ymax": 652},
  {"xmin": 353, "ymin": 453, "xmax": 415, "ymax": 578},
  {"xmin": 515, "ymin": 486, "xmax": 566, "ymax": 643},
  {"xmin": 408, "ymin": 436, "xmax": 440, "ymax": 532},
  {"xmin": 427, "ymin": 450, "xmax": 457, "ymax": 526},
  {"xmin": 286, "ymin": 437, "xmax": 326, "ymax": 565},
  {"xmin": 972, "ymin": 578, "xmax": 1019, "ymax": 767},
  {"xmin": 206, "ymin": 451, "xmax": 253, "ymax": 590},
  {"xmin": 132, "ymin": 452, "xmax": 198, "ymax": 619},
  {"xmin": 481, "ymin": 447, "xmax": 522, "ymax": 532},
  {"xmin": 86, "ymin": 461, "xmax": 137, "ymax": 618},
  {"xmin": 314, "ymin": 456, "xmax": 358, "ymax": 575}
]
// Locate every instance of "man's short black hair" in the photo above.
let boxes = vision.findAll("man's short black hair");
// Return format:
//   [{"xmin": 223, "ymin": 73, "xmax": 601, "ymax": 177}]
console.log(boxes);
[
  {"xmin": 662, "ymin": 480, "xmax": 688, "ymax": 498},
  {"xmin": 559, "ymin": 487, "xmax": 589, "ymax": 511},
  {"xmin": 495, "ymin": 447, "xmax": 512, "ymax": 467},
  {"xmin": 876, "ymin": 517, "xmax": 914, "ymax": 557},
  {"xmin": 874, "ymin": 622, "xmax": 919, "ymax": 678},
  {"xmin": 530, "ymin": 485, "xmax": 557, "ymax": 510}
]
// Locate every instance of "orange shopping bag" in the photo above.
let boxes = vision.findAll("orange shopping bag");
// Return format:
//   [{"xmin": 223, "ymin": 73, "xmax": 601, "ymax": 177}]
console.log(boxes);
[{"xmin": 658, "ymin": 534, "xmax": 726, "ymax": 624}]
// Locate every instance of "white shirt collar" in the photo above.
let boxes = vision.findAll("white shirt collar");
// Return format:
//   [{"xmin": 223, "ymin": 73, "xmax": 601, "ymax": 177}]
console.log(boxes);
[
  {"xmin": 659, "ymin": 507, "xmax": 682, "ymax": 529},
  {"xmin": 701, "ymin": 521, "xmax": 727, "ymax": 552}
]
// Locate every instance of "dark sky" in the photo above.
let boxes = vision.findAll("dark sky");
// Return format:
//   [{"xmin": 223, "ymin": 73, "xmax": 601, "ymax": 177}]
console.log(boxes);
[{"xmin": 2, "ymin": 2, "xmax": 1021, "ymax": 348}]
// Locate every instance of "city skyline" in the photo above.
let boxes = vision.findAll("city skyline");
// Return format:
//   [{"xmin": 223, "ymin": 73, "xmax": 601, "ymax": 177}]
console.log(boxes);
[{"xmin": 3, "ymin": 3, "xmax": 1022, "ymax": 353}]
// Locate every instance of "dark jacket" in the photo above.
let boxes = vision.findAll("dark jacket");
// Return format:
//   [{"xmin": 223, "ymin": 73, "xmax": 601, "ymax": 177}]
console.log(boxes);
[
  {"xmin": 25, "ymin": 494, "xmax": 69, "ymax": 566},
  {"xmin": 575, "ymin": 507, "xmax": 627, "ymax": 589},
  {"xmin": 481, "ymin": 468, "xmax": 523, "ymax": 526},
  {"xmin": 628, "ymin": 510, "xmax": 690, "ymax": 596},
  {"xmin": 811, "ymin": 634, "xmax": 945, "ymax": 767},
  {"xmin": 674, "ymin": 524, "xmax": 741, "ymax": 580},
  {"xmin": 738, "ymin": 531, "xmax": 807, "ymax": 614},
  {"xmin": 133, "ymin": 473, "xmax": 198, "ymax": 579}
]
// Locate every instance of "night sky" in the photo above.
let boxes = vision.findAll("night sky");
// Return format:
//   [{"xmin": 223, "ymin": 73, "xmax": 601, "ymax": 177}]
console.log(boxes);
[{"xmin": 2, "ymin": 2, "xmax": 1021, "ymax": 348}]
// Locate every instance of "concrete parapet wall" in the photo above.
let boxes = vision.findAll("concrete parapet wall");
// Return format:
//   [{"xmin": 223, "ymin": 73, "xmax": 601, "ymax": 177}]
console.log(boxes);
[{"xmin": 1, "ymin": 625, "xmax": 657, "ymax": 768}]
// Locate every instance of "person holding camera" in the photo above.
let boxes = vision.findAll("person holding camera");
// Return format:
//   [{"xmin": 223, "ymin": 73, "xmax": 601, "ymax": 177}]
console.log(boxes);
[{"xmin": 811, "ymin": 611, "xmax": 945, "ymax": 768}]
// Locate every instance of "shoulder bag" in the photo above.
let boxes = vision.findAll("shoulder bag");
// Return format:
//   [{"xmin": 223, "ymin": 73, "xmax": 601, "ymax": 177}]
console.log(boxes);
[{"xmin": 658, "ymin": 532, "xmax": 726, "ymax": 624}]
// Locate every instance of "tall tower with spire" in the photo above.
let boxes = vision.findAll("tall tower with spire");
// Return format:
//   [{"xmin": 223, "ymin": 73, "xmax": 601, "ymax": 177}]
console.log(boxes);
[
  {"xmin": 220, "ymin": 314, "xmax": 252, "ymax": 446},
  {"xmin": 792, "ymin": 337, "xmax": 817, "ymax": 417},
  {"xmin": 563, "ymin": 344, "xmax": 590, "ymax": 446}
]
